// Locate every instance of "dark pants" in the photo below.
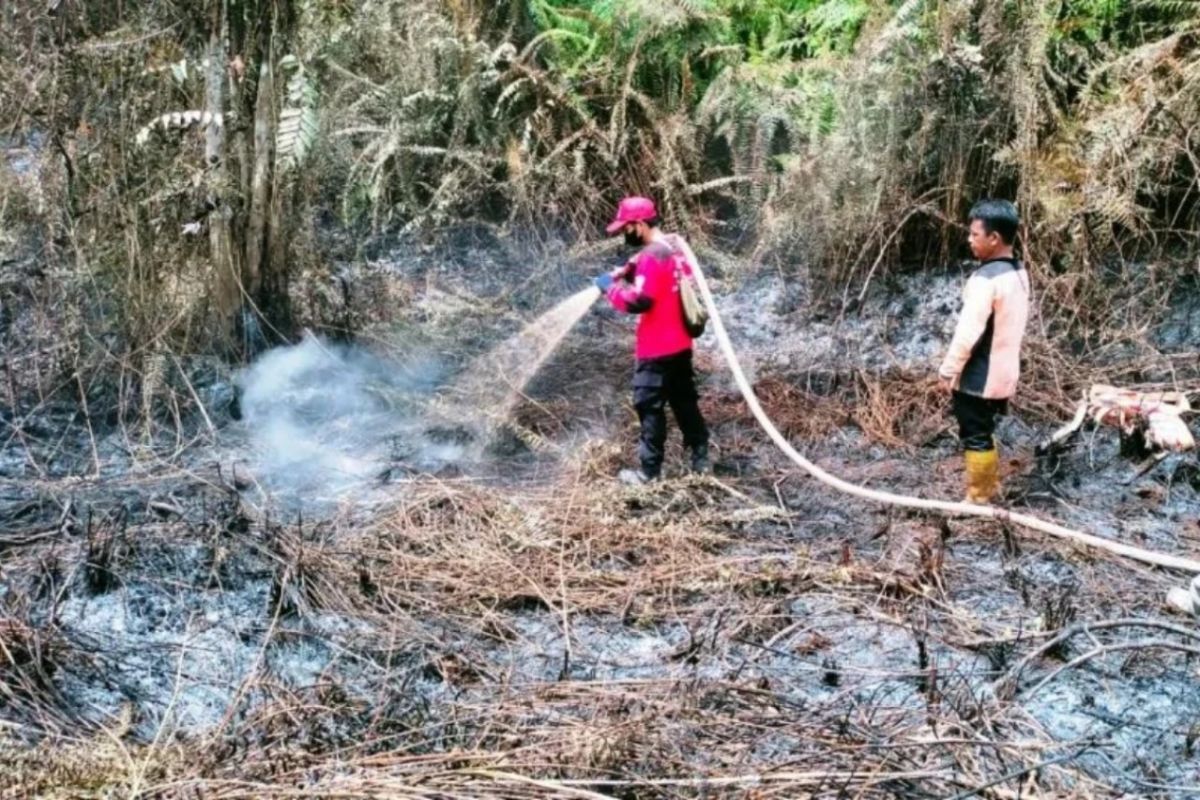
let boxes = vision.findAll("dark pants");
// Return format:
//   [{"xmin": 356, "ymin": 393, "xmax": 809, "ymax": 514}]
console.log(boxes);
[
  {"xmin": 633, "ymin": 351, "xmax": 709, "ymax": 477},
  {"xmin": 952, "ymin": 391, "xmax": 1008, "ymax": 452}
]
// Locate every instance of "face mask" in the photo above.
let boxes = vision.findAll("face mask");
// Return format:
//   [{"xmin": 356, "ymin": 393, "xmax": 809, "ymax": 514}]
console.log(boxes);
[{"xmin": 624, "ymin": 228, "xmax": 642, "ymax": 248}]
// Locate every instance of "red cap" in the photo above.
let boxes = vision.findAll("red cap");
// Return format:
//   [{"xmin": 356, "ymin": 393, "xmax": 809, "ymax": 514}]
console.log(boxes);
[{"xmin": 606, "ymin": 196, "xmax": 658, "ymax": 234}]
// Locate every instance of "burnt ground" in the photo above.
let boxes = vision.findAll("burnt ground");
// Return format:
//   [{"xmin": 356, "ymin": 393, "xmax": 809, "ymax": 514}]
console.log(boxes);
[{"xmin": 1, "ymin": 240, "xmax": 1199, "ymax": 798}]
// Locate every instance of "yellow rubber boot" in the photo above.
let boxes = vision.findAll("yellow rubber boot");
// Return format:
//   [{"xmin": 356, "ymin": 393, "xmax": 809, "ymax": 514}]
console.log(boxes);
[{"xmin": 963, "ymin": 448, "xmax": 1000, "ymax": 504}]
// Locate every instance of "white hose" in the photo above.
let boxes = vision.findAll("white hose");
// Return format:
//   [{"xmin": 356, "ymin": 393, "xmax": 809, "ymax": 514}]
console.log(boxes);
[{"xmin": 686, "ymin": 259, "xmax": 1200, "ymax": 575}]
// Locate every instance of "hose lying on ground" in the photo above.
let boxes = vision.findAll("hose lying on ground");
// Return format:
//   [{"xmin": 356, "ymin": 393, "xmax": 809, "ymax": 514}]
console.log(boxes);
[{"xmin": 683, "ymin": 255, "xmax": 1200, "ymax": 575}]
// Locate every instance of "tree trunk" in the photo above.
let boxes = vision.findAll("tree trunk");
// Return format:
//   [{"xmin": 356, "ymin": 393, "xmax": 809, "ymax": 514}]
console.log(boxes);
[
  {"xmin": 263, "ymin": 150, "xmax": 293, "ymax": 336},
  {"xmin": 257, "ymin": 0, "xmax": 298, "ymax": 338},
  {"xmin": 204, "ymin": 2, "xmax": 239, "ymax": 331},
  {"xmin": 245, "ymin": 59, "xmax": 275, "ymax": 298},
  {"xmin": 201, "ymin": 0, "xmax": 298, "ymax": 353}
]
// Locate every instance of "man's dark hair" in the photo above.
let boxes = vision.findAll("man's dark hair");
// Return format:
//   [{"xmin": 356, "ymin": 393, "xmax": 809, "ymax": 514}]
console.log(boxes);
[{"xmin": 968, "ymin": 199, "xmax": 1019, "ymax": 244}]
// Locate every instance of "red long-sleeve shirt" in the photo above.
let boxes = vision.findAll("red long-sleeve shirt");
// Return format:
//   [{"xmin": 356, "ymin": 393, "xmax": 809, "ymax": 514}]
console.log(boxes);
[{"xmin": 607, "ymin": 238, "xmax": 693, "ymax": 361}]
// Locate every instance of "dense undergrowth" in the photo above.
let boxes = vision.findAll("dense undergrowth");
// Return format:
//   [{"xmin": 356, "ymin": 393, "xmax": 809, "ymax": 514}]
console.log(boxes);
[{"xmin": 2, "ymin": 1, "xmax": 1200, "ymax": 418}]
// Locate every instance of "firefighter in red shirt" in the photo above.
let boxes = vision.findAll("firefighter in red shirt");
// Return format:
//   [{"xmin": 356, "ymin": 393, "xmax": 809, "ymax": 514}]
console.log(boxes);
[{"xmin": 595, "ymin": 197, "xmax": 709, "ymax": 485}]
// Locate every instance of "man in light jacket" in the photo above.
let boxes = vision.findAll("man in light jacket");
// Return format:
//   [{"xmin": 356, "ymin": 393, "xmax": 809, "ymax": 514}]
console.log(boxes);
[{"xmin": 938, "ymin": 200, "xmax": 1031, "ymax": 503}]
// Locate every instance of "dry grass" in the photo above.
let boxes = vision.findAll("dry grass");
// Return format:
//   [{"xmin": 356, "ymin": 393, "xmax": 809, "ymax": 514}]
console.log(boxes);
[
  {"xmin": 274, "ymin": 474, "xmax": 781, "ymax": 633},
  {"xmin": 850, "ymin": 372, "xmax": 948, "ymax": 449},
  {"xmin": 2, "ymin": 443, "xmax": 1196, "ymax": 798},
  {"xmin": 2, "ymin": 244, "xmax": 1196, "ymax": 795},
  {"xmin": 703, "ymin": 372, "xmax": 950, "ymax": 453}
]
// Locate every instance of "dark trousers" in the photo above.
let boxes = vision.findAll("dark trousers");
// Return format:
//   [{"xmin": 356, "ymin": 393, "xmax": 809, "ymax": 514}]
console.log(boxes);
[
  {"xmin": 952, "ymin": 390, "xmax": 1008, "ymax": 452},
  {"xmin": 633, "ymin": 351, "xmax": 709, "ymax": 477}
]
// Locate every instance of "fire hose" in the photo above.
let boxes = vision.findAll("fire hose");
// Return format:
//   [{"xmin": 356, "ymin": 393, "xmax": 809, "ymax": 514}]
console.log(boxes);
[{"xmin": 682, "ymin": 257, "xmax": 1200, "ymax": 576}]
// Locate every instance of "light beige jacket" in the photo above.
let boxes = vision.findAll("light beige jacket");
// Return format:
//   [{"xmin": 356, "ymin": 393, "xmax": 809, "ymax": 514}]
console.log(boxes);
[{"xmin": 939, "ymin": 258, "xmax": 1030, "ymax": 399}]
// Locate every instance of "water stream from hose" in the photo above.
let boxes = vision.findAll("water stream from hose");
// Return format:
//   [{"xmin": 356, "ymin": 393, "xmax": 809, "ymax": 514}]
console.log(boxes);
[{"xmin": 446, "ymin": 286, "xmax": 602, "ymax": 444}]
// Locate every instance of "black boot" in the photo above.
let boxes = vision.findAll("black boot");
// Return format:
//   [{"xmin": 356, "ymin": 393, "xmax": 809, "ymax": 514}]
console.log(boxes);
[{"xmin": 689, "ymin": 443, "xmax": 710, "ymax": 475}]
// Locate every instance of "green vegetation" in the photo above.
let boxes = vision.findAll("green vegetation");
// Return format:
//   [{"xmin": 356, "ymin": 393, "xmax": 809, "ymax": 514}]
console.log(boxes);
[{"xmin": 1, "ymin": 0, "xmax": 1199, "ymax": 406}]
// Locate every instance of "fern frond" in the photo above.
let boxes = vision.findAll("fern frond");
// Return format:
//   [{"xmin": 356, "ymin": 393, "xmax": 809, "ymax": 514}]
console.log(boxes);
[
  {"xmin": 276, "ymin": 55, "xmax": 319, "ymax": 173},
  {"xmin": 519, "ymin": 28, "xmax": 596, "ymax": 63},
  {"xmin": 621, "ymin": 0, "xmax": 713, "ymax": 31},
  {"xmin": 134, "ymin": 110, "xmax": 222, "ymax": 146},
  {"xmin": 686, "ymin": 175, "xmax": 754, "ymax": 195},
  {"xmin": 608, "ymin": 38, "xmax": 642, "ymax": 165},
  {"xmin": 1131, "ymin": 0, "xmax": 1200, "ymax": 21},
  {"xmin": 494, "ymin": 77, "xmax": 532, "ymax": 119},
  {"xmin": 1085, "ymin": 186, "xmax": 1145, "ymax": 231}
]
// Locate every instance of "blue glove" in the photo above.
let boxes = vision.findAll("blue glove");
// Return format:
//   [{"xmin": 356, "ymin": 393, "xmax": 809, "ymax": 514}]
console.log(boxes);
[{"xmin": 594, "ymin": 273, "xmax": 614, "ymax": 292}]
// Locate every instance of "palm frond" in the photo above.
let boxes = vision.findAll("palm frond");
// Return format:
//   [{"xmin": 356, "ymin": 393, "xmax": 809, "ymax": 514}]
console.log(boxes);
[
  {"xmin": 276, "ymin": 55, "xmax": 320, "ymax": 174},
  {"xmin": 134, "ymin": 110, "xmax": 223, "ymax": 147}
]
